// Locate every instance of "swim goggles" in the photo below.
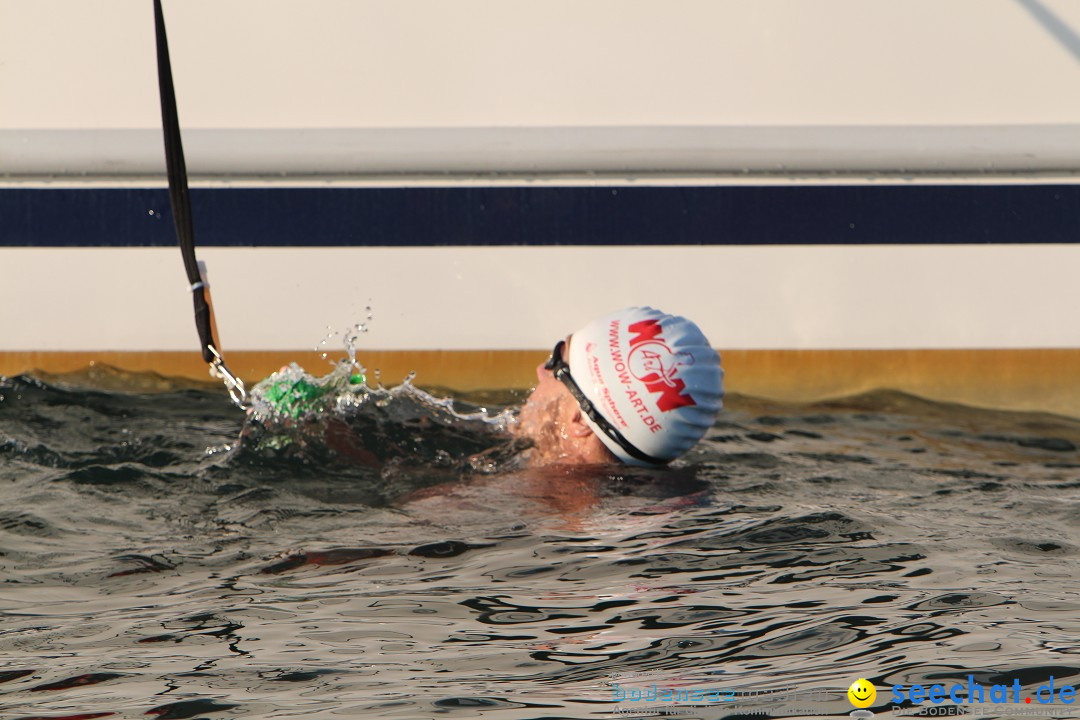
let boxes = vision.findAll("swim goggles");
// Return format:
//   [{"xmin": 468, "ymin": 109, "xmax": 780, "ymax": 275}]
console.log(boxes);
[{"xmin": 544, "ymin": 339, "xmax": 667, "ymax": 466}]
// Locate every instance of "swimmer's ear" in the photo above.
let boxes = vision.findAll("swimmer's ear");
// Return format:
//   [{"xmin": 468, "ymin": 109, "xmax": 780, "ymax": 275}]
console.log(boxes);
[
  {"xmin": 566, "ymin": 407, "xmax": 595, "ymax": 437},
  {"xmin": 568, "ymin": 407, "xmax": 618, "ymax": 462}
]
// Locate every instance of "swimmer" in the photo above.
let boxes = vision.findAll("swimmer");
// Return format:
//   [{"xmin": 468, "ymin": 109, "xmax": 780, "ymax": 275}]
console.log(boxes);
[
  {"xmin": 511, "ymin": 306, "xmax": 723, "ymax": 467},
  {"xmin": 247, "ymin": 306, "xmax": 722, "ymax": 470}
]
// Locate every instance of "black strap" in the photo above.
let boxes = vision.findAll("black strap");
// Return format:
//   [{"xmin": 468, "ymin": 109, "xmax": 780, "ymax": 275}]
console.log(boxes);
[{"xmin": 153, "ymin": 0, "xmax": 217, "ymax": 365}]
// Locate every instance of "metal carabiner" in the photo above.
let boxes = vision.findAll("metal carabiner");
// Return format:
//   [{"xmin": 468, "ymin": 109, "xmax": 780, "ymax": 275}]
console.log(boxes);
[{"xmin": 207, "ymin": 345, "xmax": 249, "ymax": 410}]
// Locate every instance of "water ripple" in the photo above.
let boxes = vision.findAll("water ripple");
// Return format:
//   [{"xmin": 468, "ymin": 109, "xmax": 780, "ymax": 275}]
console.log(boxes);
[{"xmin": 1, "ymin": 377, "xmax": 1078, "ymax": 717}]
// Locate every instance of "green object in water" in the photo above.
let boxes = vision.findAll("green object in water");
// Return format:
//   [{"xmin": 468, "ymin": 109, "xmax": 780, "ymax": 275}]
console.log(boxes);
[
  {"xmin": 263, "ymin": 370, "xmax": 366, "ymax": 419},
  {"xmin": 263, "ymin": 377, "xmax": 326, "ymax": 419}
]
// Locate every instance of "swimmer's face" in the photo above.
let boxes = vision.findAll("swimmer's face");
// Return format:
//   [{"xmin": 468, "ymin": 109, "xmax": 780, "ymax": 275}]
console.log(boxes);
[
  {"xmin": 515, "ymin": 335, "xmax": 576, "ymax": 448},
  {"xmin": 515, "ymin": 335, "xmax": 616, "ymax": 465}
]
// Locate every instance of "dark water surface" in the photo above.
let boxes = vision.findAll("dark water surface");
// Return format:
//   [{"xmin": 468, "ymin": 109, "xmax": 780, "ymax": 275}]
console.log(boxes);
[{"xmin": 1, "ymin": 371, "xmax": 1079, "ymax": 720}]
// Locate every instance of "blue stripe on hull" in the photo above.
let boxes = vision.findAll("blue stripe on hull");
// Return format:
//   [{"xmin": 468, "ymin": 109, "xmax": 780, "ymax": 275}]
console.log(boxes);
[{"xmin": 1, "ymin": 185, "xmax": 1077, "ymax": 247}]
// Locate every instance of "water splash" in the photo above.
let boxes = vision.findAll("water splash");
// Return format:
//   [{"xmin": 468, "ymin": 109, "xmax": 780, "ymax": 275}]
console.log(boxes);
[
  {"xmin": 247, "ymin": 361, "xmax": 363, "ymax": 422},
  {"xmin": 315, "ymin": 324, "xmax": 338, "ymax": 361},
  {"xmin": 249, "ymin": 363, "xmax": 510, "ymax": 429},
  {"xmin": 243, "ymin": 347, "xmax": 515, "ymax": 471}
]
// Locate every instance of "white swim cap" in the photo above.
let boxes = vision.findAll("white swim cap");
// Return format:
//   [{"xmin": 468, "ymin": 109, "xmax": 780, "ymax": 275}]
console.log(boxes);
[{"xmin": 566, "ymin": 307, "xmax": 723, "ymax": 466}]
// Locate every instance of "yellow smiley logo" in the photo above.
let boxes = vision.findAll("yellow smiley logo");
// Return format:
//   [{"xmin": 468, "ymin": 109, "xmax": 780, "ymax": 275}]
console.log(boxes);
[{"xmin": 848, "ymin": 678, "xmax": 876, "ymax": 708}]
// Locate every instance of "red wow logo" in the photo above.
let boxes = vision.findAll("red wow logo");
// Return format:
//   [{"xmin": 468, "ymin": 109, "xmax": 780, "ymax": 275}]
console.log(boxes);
[{"xmin": 627, "ymin": 320, "xmax": 696, "ymax": 412}]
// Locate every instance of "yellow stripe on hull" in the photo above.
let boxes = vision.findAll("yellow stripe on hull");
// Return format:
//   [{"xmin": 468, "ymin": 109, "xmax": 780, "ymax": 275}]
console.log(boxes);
[{"xmin": 5, "ymin": 349, "xmax": 1080, "ymax": 420}]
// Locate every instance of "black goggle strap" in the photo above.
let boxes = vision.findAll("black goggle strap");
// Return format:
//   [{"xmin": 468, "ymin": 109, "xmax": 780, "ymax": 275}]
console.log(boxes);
[
  {"xmin": 543, "ymin": 341, "xmax": 563, "ymax": 372},
  {"xmin": 551, "ymin": 357, "xmax": 669, "ymax": 466}
]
